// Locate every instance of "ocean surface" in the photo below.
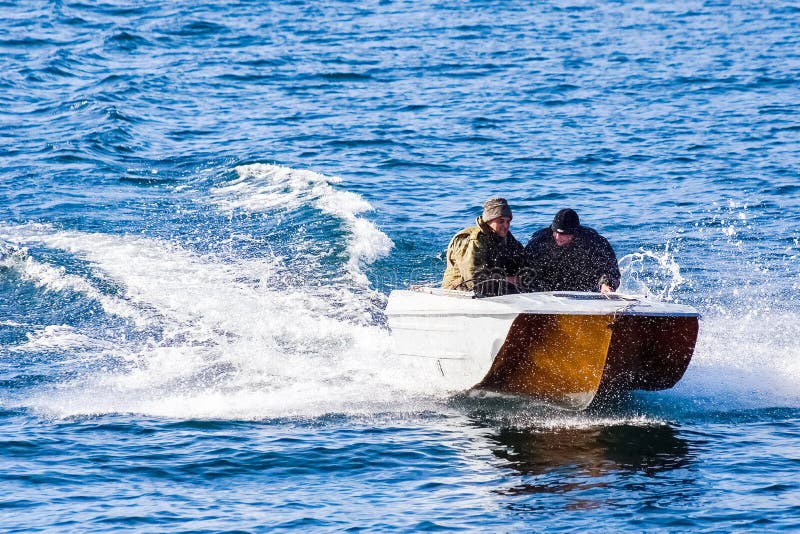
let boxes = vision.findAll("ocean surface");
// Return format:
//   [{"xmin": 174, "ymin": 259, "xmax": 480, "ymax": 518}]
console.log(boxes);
[{"xmin": 1, "ymin": 0, "xmax": 799, "ymax": 531}]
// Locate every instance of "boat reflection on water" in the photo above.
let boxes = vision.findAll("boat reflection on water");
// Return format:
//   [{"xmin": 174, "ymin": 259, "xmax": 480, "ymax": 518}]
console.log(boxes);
[
  {"xmin": 452, "ymin": 391, "xmax": 696, "ymax": 507},
  {"xmin": 482, "ymin": 422, "xmax": 694, "ymax": 507},
  {"xmin": 493, "ymin": 424, "xmax": 690, "ymax": 478}
]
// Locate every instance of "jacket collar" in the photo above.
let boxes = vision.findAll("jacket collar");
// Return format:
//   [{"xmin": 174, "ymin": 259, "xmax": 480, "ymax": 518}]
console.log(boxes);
[{"xmin": 477, "ymin": 216, "xmax": 507, "ymax": 243}]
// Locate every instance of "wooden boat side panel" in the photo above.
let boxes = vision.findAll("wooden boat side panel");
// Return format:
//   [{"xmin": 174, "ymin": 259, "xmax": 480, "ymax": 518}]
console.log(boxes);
[
  {"xmin": 475, "ymin": 314, "xmax": 614, "ymax": 410},
  {"xmin": 599, "ymin": 315, "xmax": 699, "ymax": 395}
]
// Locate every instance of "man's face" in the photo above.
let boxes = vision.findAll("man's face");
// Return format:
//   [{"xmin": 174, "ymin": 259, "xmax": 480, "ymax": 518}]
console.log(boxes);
[
  {"xmin": 553, "ymin": 231, "xmax": 574, "ymax": 247},
  {"xmin": 487, "ymin": 216, "xmax": 511, "ymax": 238}
]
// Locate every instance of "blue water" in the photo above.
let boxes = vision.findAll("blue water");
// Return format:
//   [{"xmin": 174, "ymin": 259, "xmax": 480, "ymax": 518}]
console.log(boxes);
[{"xmin": 2, "ymin": 0, "xmax": 800, "ymax": 530}]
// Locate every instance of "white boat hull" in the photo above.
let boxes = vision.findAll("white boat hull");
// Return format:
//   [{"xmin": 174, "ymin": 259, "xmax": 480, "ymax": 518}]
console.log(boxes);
[{"xmin": 386, "ymin": 287, "xmax": 700, "ymax": 410}]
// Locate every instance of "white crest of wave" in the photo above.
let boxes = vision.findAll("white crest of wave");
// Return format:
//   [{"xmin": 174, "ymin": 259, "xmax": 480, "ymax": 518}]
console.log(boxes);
[
  {"xmin": 1, "ymin": 223, "xmax": 445, "ymax": 420},
  {"xmin": 210, "ymin": 163, "xmax": 394, "ymax": 284},
  {"xmin": 12, "ymin": 325, "xmax": 115, "ymax": 353},
  {"xmin": 0, "ymin": 238, "xmax": 150, "ymax": 326}
]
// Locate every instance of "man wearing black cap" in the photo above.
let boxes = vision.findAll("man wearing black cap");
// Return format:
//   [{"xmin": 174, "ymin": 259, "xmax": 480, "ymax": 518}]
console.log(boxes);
[
  {"xmin": 441, "ymin": 197, "xmax": 525, "ymax": 296},
  {"xmin": 522, "ymin": 208, "xmax": 620, "ymax": 294}
]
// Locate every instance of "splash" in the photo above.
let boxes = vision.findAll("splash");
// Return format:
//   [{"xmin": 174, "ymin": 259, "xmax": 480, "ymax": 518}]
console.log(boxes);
[
  {"xmin": 638, "ymin": 200, "xmax": 800, "ymax": 411},
  {"xmin": 2, "ymin": 182, "xmax": 799, "ymax": 419},
  {"xmin": 661, "ymin": 305, "xmax": 800, "ymax": 412},
  {"xmin": 618, "ymin": 246, "xmax": 685, "ymax": 301},
  {"xmin": 0, "ymin": 163, "xmax": 422, "ymax": 420},
  {"xmin": 0, "ymin": 217, "xmax": 436, "ymax": 420}
]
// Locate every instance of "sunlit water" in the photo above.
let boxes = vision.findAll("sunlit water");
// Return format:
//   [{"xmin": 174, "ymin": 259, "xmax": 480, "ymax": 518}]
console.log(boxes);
[{"xmin": 1, "ymin": 1, "xmax": 799, "ymax": 530}]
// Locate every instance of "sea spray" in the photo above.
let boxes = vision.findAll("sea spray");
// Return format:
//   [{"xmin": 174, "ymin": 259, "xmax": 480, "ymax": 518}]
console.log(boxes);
[
  {"xmin": 0, "ymin": 171, "xmax": 444, "ymax": 419},
  {"xmin": 617, "ymin": 245, "xmax": 686, "ymax": 301}
]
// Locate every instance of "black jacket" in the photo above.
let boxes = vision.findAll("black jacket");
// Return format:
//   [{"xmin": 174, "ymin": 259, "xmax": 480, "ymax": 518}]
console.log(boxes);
[{"xmin": 522, "ymin": 226, "xmax": 620, "ymax": 292}]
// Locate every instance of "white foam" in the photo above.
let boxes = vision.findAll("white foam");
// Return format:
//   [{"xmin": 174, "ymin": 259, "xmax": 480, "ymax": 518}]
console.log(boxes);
[
  {"xmin": 1, "ymin": 222, "xmax": 443, "ymax": 419},
  {"xmin": 11, "ymin": 324, "xmax": 113, "ymax": 353},
  {"xmin": 670, "ymin": 308, "xmax": 800, "ymax": 409}
]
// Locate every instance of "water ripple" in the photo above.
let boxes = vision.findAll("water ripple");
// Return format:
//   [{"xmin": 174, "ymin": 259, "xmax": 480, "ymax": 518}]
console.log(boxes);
[{"xmin": 1, "ymin": 1, "xmax": 800, "ymax": 531}]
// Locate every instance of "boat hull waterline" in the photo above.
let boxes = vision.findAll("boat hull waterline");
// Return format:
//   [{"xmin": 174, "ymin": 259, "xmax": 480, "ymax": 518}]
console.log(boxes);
[{"xmin": 386, "ymin": 288, "xmax": 700, "ymax": 410}]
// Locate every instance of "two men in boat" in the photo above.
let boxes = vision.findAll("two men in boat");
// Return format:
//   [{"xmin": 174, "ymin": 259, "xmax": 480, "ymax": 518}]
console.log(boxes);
[{"xmin": 442, "ymin": 200, "xmax": 619, "ymax": 296}]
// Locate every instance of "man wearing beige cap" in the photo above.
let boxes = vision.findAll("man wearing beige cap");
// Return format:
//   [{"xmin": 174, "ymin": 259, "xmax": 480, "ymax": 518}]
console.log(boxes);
[{"xmin": 441, "ymin": 197, "xmax": 525, "ymax": 296}]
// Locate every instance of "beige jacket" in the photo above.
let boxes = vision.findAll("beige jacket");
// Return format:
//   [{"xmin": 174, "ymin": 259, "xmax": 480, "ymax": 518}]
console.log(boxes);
[{"xmin": 441, "ymin": 217, "xmax": 524, "ymax": 291}]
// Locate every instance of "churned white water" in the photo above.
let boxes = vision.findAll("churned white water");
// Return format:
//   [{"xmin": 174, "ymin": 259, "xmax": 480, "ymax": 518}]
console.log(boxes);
[{"xmin": 0, "ymin": 168, "xmax": 443, "ymax": 420}]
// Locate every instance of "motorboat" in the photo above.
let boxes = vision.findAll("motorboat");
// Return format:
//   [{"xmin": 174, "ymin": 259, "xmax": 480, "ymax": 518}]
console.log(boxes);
[{"xmin": 385, "ymin": 286, "xmax": 700, "ymax": 410}]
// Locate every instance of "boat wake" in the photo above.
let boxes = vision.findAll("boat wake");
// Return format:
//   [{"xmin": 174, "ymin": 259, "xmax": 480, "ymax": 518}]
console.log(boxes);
[{"xmin": 0, "ymin": 164, "xmax": 439, "ymax": 420}]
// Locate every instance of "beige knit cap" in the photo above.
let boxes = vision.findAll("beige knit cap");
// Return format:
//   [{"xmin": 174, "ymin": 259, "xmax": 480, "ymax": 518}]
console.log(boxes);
[{"xmin": 482, "ymin": 197, "xmax": 512, "ymax": 221}]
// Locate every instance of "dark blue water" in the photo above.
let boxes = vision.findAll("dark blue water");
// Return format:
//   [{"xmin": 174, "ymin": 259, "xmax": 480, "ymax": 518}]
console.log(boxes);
[{"xmin": 2, "ymin": 1, "xmax": 800, "ymax": 530}]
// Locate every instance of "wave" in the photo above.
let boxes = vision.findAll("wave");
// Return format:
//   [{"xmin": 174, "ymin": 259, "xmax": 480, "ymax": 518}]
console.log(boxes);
[
  {"xmin": 11, "ymin": 324, "xmax": 117, "ymax": 355},
  {"xmin": 0, "ymin": 166, "xmax": 438, "ymax": 419},
  {"xmin": 0, "ymin": 238, "xmax": 148, "ymax": 325},
  {"xmin": 210, "ymin": 163, "xmax": 394, "ymax": 285}
]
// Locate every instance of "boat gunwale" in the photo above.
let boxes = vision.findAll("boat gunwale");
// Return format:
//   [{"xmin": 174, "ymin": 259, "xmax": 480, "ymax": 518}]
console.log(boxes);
[
  {"xmin": 386, "ymin": 288, "xmax": 700, "ymax": 319},
  {"xmin": 387, "ymin": 309, "xmax": 700, "ymax": 318}
]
